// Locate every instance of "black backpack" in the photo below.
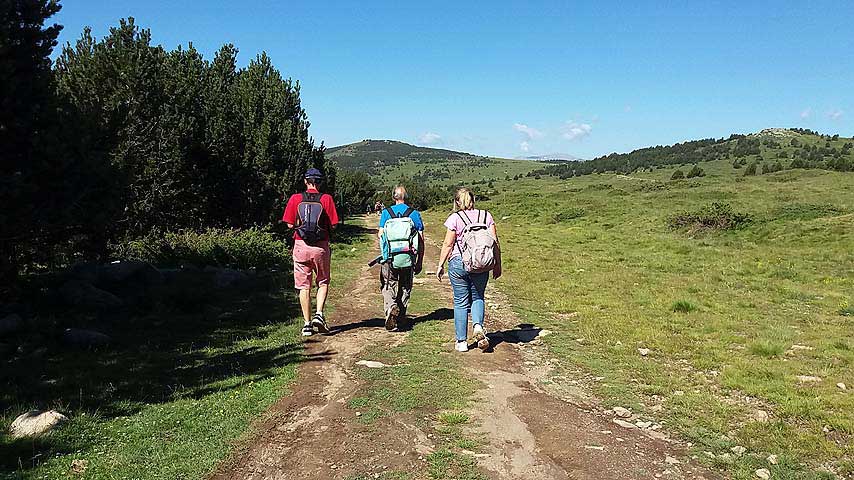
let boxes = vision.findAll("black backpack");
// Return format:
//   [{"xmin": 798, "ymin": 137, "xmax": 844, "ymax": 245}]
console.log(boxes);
[{"xmin": 296, "ymin": 192, "xmax": 328, "ymax": 244}]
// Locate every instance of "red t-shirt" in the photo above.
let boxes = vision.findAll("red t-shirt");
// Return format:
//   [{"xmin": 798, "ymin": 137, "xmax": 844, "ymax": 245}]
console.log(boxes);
[{"xmin": 282, "ymin": 187, "xmax": 340, "ymax": 241}]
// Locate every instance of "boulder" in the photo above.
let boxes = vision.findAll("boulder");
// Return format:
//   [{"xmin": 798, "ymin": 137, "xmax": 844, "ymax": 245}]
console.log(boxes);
[
  {"xmin": 9, "ymin": 410, "xmax": 68, "ymax": 439},
  {"xmin": 68, "ymin": 262, "xmax": 99, "ymax": 283},
  {"xmin": 97, "ymin": 260, "xmax": 163, "ymax": 286},
  {"xmin": 755, "ymin": 468, "xmax": 770, "ymax": 479},
  {"xmin": 62, "ymin": 328, "xmax": 111, "ymax": 347},
  {"xmin": 213, "ymin": 268, "xmax": 249, "ymax": 288},
  {"xmin": 0, "ymin": 314, "xmax": 23, "ymax": 336},
  {"xmin": 59, "ymin": 280, "xmax": 122, "ymax": 310}
]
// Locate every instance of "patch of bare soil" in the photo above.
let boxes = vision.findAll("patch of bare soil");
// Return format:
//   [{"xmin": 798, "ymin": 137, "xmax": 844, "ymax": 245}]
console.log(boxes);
[{"xmin": 212, "ymin": 229, "xmax": 721, "ymax": 480}]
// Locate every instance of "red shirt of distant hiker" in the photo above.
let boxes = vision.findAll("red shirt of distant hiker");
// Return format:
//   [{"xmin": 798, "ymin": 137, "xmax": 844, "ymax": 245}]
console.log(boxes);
[{"xmin": 282, "ymin": 168, "xmax": 339, "ymax": 337}]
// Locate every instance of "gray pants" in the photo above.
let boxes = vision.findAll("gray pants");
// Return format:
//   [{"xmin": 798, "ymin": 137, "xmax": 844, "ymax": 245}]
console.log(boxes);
[{"xmin": 380, "ymin": 263, "xmax": 413, "ymax": 317}]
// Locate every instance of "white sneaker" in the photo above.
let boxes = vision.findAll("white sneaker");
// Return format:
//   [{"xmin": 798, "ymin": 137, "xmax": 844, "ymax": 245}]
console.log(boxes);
[
  {"xmin": 455, "ymin": 341, "xmax": 469, "ymax": 352},
  {"xmin": 473, "ymin": 324, "xmax": 490, "ymax": 350}
]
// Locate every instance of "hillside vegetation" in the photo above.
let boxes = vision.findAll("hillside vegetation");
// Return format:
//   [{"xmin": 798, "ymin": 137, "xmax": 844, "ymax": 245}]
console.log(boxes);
[{"xmin": 530, "ymin": 128, "xmax": 854, "ymax": 179}]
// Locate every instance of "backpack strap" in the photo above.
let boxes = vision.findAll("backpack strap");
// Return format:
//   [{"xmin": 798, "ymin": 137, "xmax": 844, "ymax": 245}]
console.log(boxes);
[
  {"xmin": 456, "ymin": 211, "xmax": 471, "ymax": 226},
  {"xmin": 402, "ymin": 207, "xmax": 415, "ymax": 218},
  {"xmin": 385, "ymin": 206, "xmax": 396, "ymax": 219}
]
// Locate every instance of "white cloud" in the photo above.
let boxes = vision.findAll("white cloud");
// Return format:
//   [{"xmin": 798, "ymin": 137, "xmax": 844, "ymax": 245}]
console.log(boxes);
[
  {"xmin": 828, "ymin": 109, "xmax": 844, "ymax": 120},
  {"xmin": 561, "ymin": 121, "xmax": 592, "ymax": 141},
  {"xmin": 513, "ymin": 123, "xmax": 543, "ymax": 140},
  {"xmin": 519, "ymin": 141, "xmax": 530, "ymax": 152},
  {"xmin": 800, "ymin": 108, "xmax": 812, "ymax": 119},
  {"xmin": 417, "ymin": 132, "xmax": 442, "ymax": 145}
]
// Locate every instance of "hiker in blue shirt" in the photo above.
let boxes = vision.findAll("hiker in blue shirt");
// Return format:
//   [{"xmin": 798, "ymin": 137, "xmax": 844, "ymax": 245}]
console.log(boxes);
[{"xmin": 378, "ymin": 185, "xmax": 424, "ymax": 331}]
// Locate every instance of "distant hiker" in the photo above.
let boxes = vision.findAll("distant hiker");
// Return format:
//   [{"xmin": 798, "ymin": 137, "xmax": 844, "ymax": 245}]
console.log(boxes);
[
  {"xmin": 378, "ymin": 185, "xmax": 424, "ymax": 330},
  {"xmin": 436, "ymin": 188, "xmax": 502, "ymax": 352},
  {"xmin": 282, "ymin": 168, "xmax": 340, "ymax": 336},
  {"xmin": 373, "ymin": 201, "xmax": 383, "ymax": 215}
]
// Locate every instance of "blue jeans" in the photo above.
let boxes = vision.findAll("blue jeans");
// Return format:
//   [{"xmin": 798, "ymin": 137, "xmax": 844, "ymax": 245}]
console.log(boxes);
[{"xmin": 448, "ymin": 256, "xmax": 489, "ymax": 341}]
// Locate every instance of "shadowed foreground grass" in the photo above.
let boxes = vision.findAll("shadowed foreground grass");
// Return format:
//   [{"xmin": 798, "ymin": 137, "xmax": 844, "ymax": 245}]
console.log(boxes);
[{"xmin": 0, "ymin": 221, "xmax": 375, "ymax": 479}]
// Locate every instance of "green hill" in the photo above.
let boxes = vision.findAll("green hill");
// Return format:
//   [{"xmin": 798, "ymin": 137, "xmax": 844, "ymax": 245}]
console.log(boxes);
[
  {"xmin": 326, "ymin": 139, "xmax": 542, "ymax": 186},
  {"xmin": 532, "ymin": 128, "xmax": 854, "ymax": 178},
  {"xmin": 326, "ymin": 139, "xmax": 485, "ymax": 172}
]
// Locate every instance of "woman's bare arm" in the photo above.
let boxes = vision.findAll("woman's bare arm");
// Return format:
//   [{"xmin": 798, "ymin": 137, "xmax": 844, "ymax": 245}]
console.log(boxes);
[{"xmin": 436, "ymin": 229, "xmax": 456, "ymax": 280}]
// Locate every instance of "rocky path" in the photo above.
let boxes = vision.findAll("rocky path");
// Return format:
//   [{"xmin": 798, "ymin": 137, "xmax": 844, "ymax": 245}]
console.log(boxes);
[{"xmin": 212, "ymin": 225, "xmax": 720, "ymax": 480}]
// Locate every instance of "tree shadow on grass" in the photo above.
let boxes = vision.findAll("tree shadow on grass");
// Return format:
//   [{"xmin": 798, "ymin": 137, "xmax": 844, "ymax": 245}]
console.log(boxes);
[{"xmin": 0, "ymin": 271, "xmax": 312, "ymax": 472}]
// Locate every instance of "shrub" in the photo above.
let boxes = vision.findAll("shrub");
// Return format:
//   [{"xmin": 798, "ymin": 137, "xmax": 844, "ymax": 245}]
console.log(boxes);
[
  {"xmin": 671, "ymin": 300, "xmax": 697, "ymax": 313},
  {"xmin": 548, "ymin": 208, "xmax": 585, "ymax": 224},
  {"xmin": 671, "ymin": 169, "xmax": 685, "ymax": 180},
  {"xmin": 667, "ymin": 202, "xmax": 753, "ymax": 232},
  {"xmin": 686, "ymin": 165, "xmax": 705, "ymax": 178},
  {"xmin": 113, "ymin": 227, "xmax": 289, "ymax": 270},
  {"xmin": 743, "ymin": 161, "xmax": 758, "ymax": 176},
  {"xmin": 840, "ymin": 301, "xmax": 854, "ymax": 317}
]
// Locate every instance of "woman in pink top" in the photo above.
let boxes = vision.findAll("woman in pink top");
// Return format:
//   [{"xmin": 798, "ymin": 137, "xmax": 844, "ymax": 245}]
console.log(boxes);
[{"xmin": 436, "ymin": 188, "xmax": 502, "ymax": 352}]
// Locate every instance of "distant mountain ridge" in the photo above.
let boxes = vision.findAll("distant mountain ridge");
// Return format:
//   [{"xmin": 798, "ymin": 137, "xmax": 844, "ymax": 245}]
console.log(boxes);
[{"xmin": 326, "ymin": 139, "xmax": 482, "ymax": 172}]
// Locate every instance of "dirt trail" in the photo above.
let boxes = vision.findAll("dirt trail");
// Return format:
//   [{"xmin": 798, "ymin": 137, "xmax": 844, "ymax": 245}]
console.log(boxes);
[{"xmin": 212, "ymin": 225, "xmax": 719, "ymax": 480}]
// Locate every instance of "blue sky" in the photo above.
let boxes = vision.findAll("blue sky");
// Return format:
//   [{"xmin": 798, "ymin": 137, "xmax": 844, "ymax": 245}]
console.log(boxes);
[{"xmin": 52, "ymin": 1, "xmax": 853, "ymax": 159}]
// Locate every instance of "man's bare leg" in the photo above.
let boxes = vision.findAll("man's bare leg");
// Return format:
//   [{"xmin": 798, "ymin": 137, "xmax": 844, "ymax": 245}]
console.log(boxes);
[
  {"xmin": 315, "ymin": 284, "xmax": 329, "ymax": 313},
  {"xmin": 299, "ymin": 288, "xmax": 312, "ymax": 323}
]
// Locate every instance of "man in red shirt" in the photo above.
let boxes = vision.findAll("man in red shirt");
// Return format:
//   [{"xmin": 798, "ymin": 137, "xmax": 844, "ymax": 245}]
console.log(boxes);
[{"xmin": 282, "ymin": 168, "xmax": 340, "ymax": 336}]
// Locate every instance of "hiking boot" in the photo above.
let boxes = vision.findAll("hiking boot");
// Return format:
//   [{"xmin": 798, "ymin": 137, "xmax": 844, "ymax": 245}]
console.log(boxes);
[
  {"xmin": 455, "ymin": 340, "xmax": 469, "ymax": 352},
  {"xmin": 301, "ymin": 322, "xmax": 314, "ymax": 337},
  {"xmin": 473, "ymin": 324, "xmax": 490, "ymax": 351},
  {"xmin": 311, "ymin": 312, "xmax": 329, "ymax": 334},
  {"xmin": 385, "ymin": 304, "xmax": 399, "ymax": 331}
]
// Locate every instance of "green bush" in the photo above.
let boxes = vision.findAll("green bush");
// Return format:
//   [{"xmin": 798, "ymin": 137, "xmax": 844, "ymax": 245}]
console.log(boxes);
[
  {"xmin": 671, "ymin": 300, "xmax": 697, "ymax": 313},
  {"xmin": 671, "ymin": 169, "xmax": 685, "ymax": 180},
  {"xmin": 686, "ymin": 165, "xmax": 705, "ymax": 178},
  {"xmin": 667, "ymin": 202, "xmax": 752, "ymax": 232},
  {"xmin": 548, "ymin": 208, "xmax": 585, "ymax": 224},
  {"xmin": 840, "ymin": 301, "xmax": 854, "ymax": 317},
  {"xmin": 113, "ymin": 228, "xmax": 289, "ymax": 270}
]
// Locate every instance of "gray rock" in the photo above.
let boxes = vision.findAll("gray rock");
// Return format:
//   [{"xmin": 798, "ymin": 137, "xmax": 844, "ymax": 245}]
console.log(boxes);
[
  {"xmin": 9, "ymin": 410, "xmax": 68, "ymax": 439},
  {"xmin": 68, "ymin": 262, "xmax": 99, "ymax": 283},
  {"xmin": 59, "ymin": 280, "xmax": 123, "ymax": 310},
  {"xmin": 612, "ymin": 406, "xmax": 632, "ymax": 418},
  {"xmin": 62, "ymin": 328, "xmax": 111, "ymax": 347},
  {"xmin": 0, "ymin": 314, "xmax": 23, "ymax": 336},
  {"xmin": 98, "ymin": 260, "xmax": 163, "ymax": 285},
  {"xmin": 213, "ymin": 268, "xmax": 249, "ymax": 288}
]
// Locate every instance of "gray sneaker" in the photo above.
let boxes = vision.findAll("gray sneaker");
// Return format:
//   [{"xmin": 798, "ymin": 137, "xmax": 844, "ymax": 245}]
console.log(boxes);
[
  {"xmin": 301, "ymin": 323, "xmax": 314, "ymax": 337},
  {"xmin": 311, "ymin": 312, "xmax": 329, "ymax": 334}
]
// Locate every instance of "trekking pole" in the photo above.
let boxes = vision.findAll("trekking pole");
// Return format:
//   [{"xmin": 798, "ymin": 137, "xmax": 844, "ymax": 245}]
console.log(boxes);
[{"xmin": 367, "ymin": 255, "xmax": 383, "ymax": 267}]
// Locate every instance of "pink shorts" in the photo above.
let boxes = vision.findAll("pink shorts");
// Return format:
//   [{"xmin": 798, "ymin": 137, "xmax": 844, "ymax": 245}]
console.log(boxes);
[{"xmin": 293, "ymin": 240, "xmax": 331, "ymax": 290}]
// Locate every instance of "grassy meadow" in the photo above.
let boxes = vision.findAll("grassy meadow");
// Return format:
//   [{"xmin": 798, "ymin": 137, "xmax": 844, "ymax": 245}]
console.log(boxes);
[
  {"xmin": 422, "ymin": 159, "xmax": 853, "ymax": 479},
  {"xmin": 378, "ymin": 156, "xmax": 540, "ymax": 186}
]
